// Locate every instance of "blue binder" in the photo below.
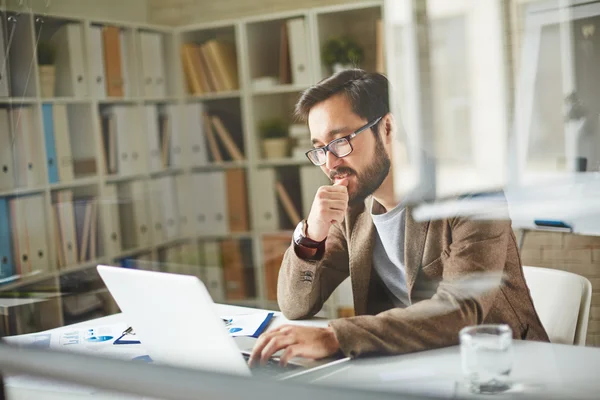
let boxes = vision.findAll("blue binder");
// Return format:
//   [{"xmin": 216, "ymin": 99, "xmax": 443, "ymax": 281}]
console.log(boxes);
[
  {"xmin": 42, "ymin": 104, "xmax": 59, "ymax": 184},
  {"xmin": 0, "ymin": 197, "xmax": 15, "ymax": 280}
]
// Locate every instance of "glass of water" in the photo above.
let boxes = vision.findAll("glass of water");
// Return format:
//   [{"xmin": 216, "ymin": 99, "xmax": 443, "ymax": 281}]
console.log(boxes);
[{"xmin": 459, "ymin": 324, "xmax": 513, "ymax": 394}]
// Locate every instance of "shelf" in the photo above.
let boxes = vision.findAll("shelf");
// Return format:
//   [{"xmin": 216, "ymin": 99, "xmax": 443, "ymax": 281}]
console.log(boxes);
[
  {"xmin": 186, "ymin": 90, "xmax": 241, "ymax": 101},
  {"xmin": 191, "ymin": 161, "xmax": 248, "ymax": 171},
  {"xmin": 149, "ymin": 167, "xmax": 185, "ymax": 178},
  {"xmin": 105, "ymin": 173, "xmax": 148, "ymax": 184},
  {"xmin": 141, "ymin": 96, "xmax": 180, "ymax": 103},
  {"xmin": 0, "ymin": 270, "xmax": 57, "ymax": 292},
  {"xmin": 59, "ymin": 258, "xmax": 105, "ymax": 276},
  {"xmin": 49, "ymin": 176, "xmax": 100, "ymax": 190},
  {"xmin": 155, "ymin": 236, "xmax": 192, "ymax": 249},
  {"xmin": 0, "ymin": 185, "xmax": 47, "ymax": 198},
  {"xmin": 113, "ymin": 246, "xmax": 155, "ymax": 260},
  {"xmin": 97, "ymin": 97, "xmax": 139, "ymax": 105},
  {"xmin": 196, "ymin": 232, "xmax": 254, "ymax": 241},
  {"xmin": 257, "ymin": 158, "xmax": 311, "ymax": 167},
  {"xmin": 41, "ymin": 97, "xmax": 93, "ymax": 104},
  {"xmin": 0, "ymin": 97, "xmax": 38, "ymax": 105},
  {"xmin": 252, "ymin": 84, "xmax": 309, "ymax": 96}
]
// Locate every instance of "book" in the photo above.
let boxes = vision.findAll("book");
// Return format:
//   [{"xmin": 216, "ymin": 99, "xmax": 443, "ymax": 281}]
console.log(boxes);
[
  {"xmin": 102, "ymin": 26, "xmax": 124, "ymax": 97},
  {"xmin": 203, "ymin": 112, "xmax": 222, "ymax": 162},
  {"xmin": 279, "ymin": 22, "xmax": 291, "ymax": 84},
  {"xmin": 204, "ymin": 40, "xmax": 239, "ymax": 91},
  {"xmin": 263, "ymin": 233, "xmax": 291, "ymax": 301},
  {"xmin": 275, "ymin": 181, "xmax": 301, "ymax": 225},
  {"xmin": 181, "ymin": 44, "xmax": 204, "ymax": 95},
  {"xmin": 376, "ymin": 19, "xmax": 385, "ymax": 73},
  {"xmin": 220, "ymin": 239, "xmax": 246, "ymax": 300},
  {"xmin": 225, "ymin": 169, "xmax": 249, "ymax": 232},
  {"xmin": 211, "ymin": 115, "xmax": 244, "ymax": 161}
]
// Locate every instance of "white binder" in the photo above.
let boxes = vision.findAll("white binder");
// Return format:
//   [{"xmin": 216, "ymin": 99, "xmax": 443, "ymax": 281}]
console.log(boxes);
[
  {"xmin": 119, "ymin": 30, "xmax": 133, "ymax": 97},
  {"xmin": 0, "ymin": 17, "xmax": 9, "ymax": 97},
  {"xmin": 139, "ymin": 31, "xmax": 156, "ymax": 98},
  {"xmin": 12, "ymin": 107, "xmax": 44, "ymax": 188},
  {"xmin": 162, "ymin": 245, "xmax": 182, "ymax": 273},
  {"xmin": 23, "ymin": 195, "xmax": 49, "ymax": 274},
  {"xmin": 100, "ymin": 185, "xmax": 122, "ymax": 258},
  {"xmin": 286, "ymin": 18, "xmax": 311, "ymax": 85},
  {"xmin": 174, "ymin": 174, "xmax": 194, "ymax": 237},
  {"xmin": 0, "ymin": 110, "xmax": 15, "ymax": 190},
  {"xmin": 152, "ymin": 33, "xmax": 167, "ymax": 98},
  {"xmin": 185, "ymin": 103, "xmax": 209, "ymax": 166},
  {"xmin": 190, "ymin": 173, "xmax": 210, "ymax": 235},
  {"xmin": 52, "ymin": 104, "xmax": 75, "ymax": 182},
  {"xmin": 206, "ymin": 171, "xmax": 228, "ymax": 236},
  {"xmin": 165, "ymin": 104, "xmax": 185, "ymax": 167},
  {"xmin": 203, "ymin": 241, "xmax": 225, "ymax": 303},
  {"xmin": 180, "ymin": 243, "xmax": 201, "ymax": 277},
  {"xmin": 88, "ymin": 26, "xmax": 107, "ymax": 99},
  {"xmin": 160, "ymin": 176, "xmax": 180, "ymax": 240},
  {"xmin": 56, "ymin": 190, "xmax": 78, "ymax": 267},
  {"xmin": 128, "ymin": 107, "xmax": 147, "ymax": 175},
  {"xmin": 9, "ymin": 197, "xmax": 30, "ymax": 275},
  {"xmin": 51, "ymin": 24, "xmax": 88, "ymax": 97},
  {"xmin": 299, "ymin": 165, "xmax": 329, "ymax": 218},
  {"xmin": 149, "ymin": 178, "xmax": 166, "ymax": 244},
  {"xmin": 254, "ymin": 168, "xmax": 279, "ymax": 232},
  {"xmin": 112, "ymin": 106, "xmax": 135, "ymax": 176},
  {"xmin": 144, "ymin": 105, "xmax": 162, "ymax": 171},
  {"xmin": 131, "ymin": 180, "xmax": 152, "ymax": 247},
  {"xmin": 67, "ymin": 105, "xmax": 96, "ymax": 177},
  {"xmin": 118, "ymin": 181, "xmax": 151, "ymax": 249}
]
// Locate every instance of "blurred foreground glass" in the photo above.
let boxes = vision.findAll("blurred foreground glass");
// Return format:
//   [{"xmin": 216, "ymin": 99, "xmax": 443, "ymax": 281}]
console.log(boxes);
[{"xmin": 459, "ymin": 324, "xmax": 513, "ymax": 394}]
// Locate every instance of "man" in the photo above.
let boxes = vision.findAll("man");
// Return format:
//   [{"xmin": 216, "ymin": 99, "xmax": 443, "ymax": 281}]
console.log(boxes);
[{"xmin": 248, "ymin": 69, "xmax": 549, "ymax": 367}]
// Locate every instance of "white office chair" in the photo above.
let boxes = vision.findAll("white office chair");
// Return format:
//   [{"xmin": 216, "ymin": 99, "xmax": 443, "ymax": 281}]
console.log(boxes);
[{"xmin": 523, "ymin": 266, "xmax": 592, "ymax": 346}]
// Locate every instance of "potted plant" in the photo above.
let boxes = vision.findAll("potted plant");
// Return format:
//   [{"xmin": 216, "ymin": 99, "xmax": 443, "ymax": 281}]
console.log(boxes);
[
  {"xmin": 259, "ymin": 118, "xmax": 290, "ymax": 159},
  {"xmin": 321, "ymin": 36, "xmax": 364, "ymax": 74},
  {"xmin": 37, "ymin": 41, "xmax": 56, "ymax": 98}
]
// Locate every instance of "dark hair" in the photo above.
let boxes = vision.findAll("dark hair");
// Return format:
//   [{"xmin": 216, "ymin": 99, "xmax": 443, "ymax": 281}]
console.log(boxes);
[{"xmin": 294, "ymin": 69, "xmax": 390, "ymax": 125}]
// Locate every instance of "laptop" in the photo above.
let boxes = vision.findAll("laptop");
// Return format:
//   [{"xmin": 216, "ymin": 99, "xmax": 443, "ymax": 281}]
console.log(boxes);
[{"xmin": 96, "ymin": 265, "xmax": 345, "ymax": 379}]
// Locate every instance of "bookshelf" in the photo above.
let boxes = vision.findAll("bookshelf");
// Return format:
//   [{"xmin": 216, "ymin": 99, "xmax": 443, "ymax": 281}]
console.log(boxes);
[{"xmin": 0, "ymin": 0, "xmax": 385, "ymax": 335}]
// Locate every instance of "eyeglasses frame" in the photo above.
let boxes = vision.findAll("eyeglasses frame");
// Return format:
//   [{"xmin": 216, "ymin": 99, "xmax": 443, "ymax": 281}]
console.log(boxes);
[{"xmin": 305, "ymin": 116, "xmax": 384, "ymax": 166}]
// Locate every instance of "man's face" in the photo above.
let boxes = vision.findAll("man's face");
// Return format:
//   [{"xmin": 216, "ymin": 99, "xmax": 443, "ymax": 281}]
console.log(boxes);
[{"xmin": 308, "ymin": 94, "xmax": 391, "ymax": 206}]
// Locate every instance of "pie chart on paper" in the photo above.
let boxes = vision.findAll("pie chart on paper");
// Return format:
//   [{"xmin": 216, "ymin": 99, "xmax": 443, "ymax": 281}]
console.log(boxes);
[{"xmin": 86, "ymin": 335, "xmax": 114, "ymax": 343}]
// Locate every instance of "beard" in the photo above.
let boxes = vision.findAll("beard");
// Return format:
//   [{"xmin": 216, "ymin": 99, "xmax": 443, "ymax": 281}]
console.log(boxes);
[{"xmin": 329, "ymin": 136, "xmax": 391, "ymax": 206}]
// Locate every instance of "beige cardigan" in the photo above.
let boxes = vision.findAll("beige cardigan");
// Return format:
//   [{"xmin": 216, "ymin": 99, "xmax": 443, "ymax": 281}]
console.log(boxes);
[{"xmin": 277, "ymin": 198, "xmax": 549, "ymax": 358}]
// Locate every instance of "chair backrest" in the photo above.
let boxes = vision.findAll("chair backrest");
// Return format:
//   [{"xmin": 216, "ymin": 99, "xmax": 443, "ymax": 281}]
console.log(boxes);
[{"xmin": 523, "ymin": 266, "xmax": 592, "ymax": 346}]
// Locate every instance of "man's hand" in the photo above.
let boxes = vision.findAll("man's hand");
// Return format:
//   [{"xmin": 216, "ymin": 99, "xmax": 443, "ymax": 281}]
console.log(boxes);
[
  {"xmin": 306, "ymin": 180, "xmax": 349, "ymax": 242},
  {"xmin": 248, "ymin": 325, "xmax": 340, "ymax": 367}
]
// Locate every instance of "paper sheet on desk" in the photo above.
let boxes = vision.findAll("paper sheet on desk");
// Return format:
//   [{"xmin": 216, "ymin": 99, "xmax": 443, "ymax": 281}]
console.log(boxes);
[
  {"xmin": 222, "ymin": 312, "xmax": 274, "ymax": 337},
  {"xmin": 4, "ymin": 323, "xmax": 129, "ymax": 352}
]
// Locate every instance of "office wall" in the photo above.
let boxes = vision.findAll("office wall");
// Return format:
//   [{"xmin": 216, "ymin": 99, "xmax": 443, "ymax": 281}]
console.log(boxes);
[
  {"xmin": 518, "ymin": 230, "xmax": 600, "ymax": 346},
  {"xmin": 147, "ymin": 0, "xmax": 368, "ymax": 25},
  {"xmin": 5, "ymin": 0, "xmax": 148, "ymax": 23}
]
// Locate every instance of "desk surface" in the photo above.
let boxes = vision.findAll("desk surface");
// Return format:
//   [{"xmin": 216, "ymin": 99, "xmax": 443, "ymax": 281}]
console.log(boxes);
[{"xmin": 5, "ymin": 304, "xmax": 600, "ymax": 400}]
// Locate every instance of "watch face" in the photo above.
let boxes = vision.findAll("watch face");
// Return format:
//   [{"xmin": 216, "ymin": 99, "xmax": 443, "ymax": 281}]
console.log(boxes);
[{"xmin": 293, "ymin": 221, "xmax": 305, "ymax": 244}]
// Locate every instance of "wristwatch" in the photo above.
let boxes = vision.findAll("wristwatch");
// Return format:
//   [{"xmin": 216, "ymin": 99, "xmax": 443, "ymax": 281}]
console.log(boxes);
[{"xmin": 293, "ymin": 220, "xmax": 326, "ymax": 249}]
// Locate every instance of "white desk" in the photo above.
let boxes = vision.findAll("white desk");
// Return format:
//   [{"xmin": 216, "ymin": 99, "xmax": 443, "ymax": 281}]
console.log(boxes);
[
  {"xmin": 4, "ymin": 305, "xmax": 600, "ymax": 400},
  {"xmin": 292, "ymin": 339, "xmax": 600, "ymax": 400}
]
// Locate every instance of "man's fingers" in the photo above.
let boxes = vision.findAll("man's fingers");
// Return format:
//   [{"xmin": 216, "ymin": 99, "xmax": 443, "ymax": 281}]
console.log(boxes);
[
  {"xmin": 324, "ymin": 199, "xmax": 348, "ymax": 211},
  {"xmin": 248, "ymin": 331, "xmax": 280, "ymax": 366},
  {"xmin": 320, "ymin": 185, "xmax": 348, "ymax": 194},
  {"xmin": 279, "ymin": 345, "xmax": 304, "ymax": 367},
  {"xmin": 260, "ymin": 335, "xmax": 296, "ymax": 365}
]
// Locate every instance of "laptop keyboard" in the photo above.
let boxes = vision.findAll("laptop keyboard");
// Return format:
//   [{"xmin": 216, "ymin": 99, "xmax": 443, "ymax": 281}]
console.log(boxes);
[{"xmin": 242, "ymin": 353, "xmax": 301, "ymax": 377}]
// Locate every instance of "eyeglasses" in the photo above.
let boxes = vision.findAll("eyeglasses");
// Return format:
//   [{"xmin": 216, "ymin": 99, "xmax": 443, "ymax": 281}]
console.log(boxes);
[{"xmin": 305, "ymin": 116, "xmax": 383, "ymax": 166}]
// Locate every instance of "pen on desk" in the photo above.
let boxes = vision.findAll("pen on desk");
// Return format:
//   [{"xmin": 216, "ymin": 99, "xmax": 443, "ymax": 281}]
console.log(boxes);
[{"xmin": 122, "ymin": 326, "xmax": 133, "ymax": 335}]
